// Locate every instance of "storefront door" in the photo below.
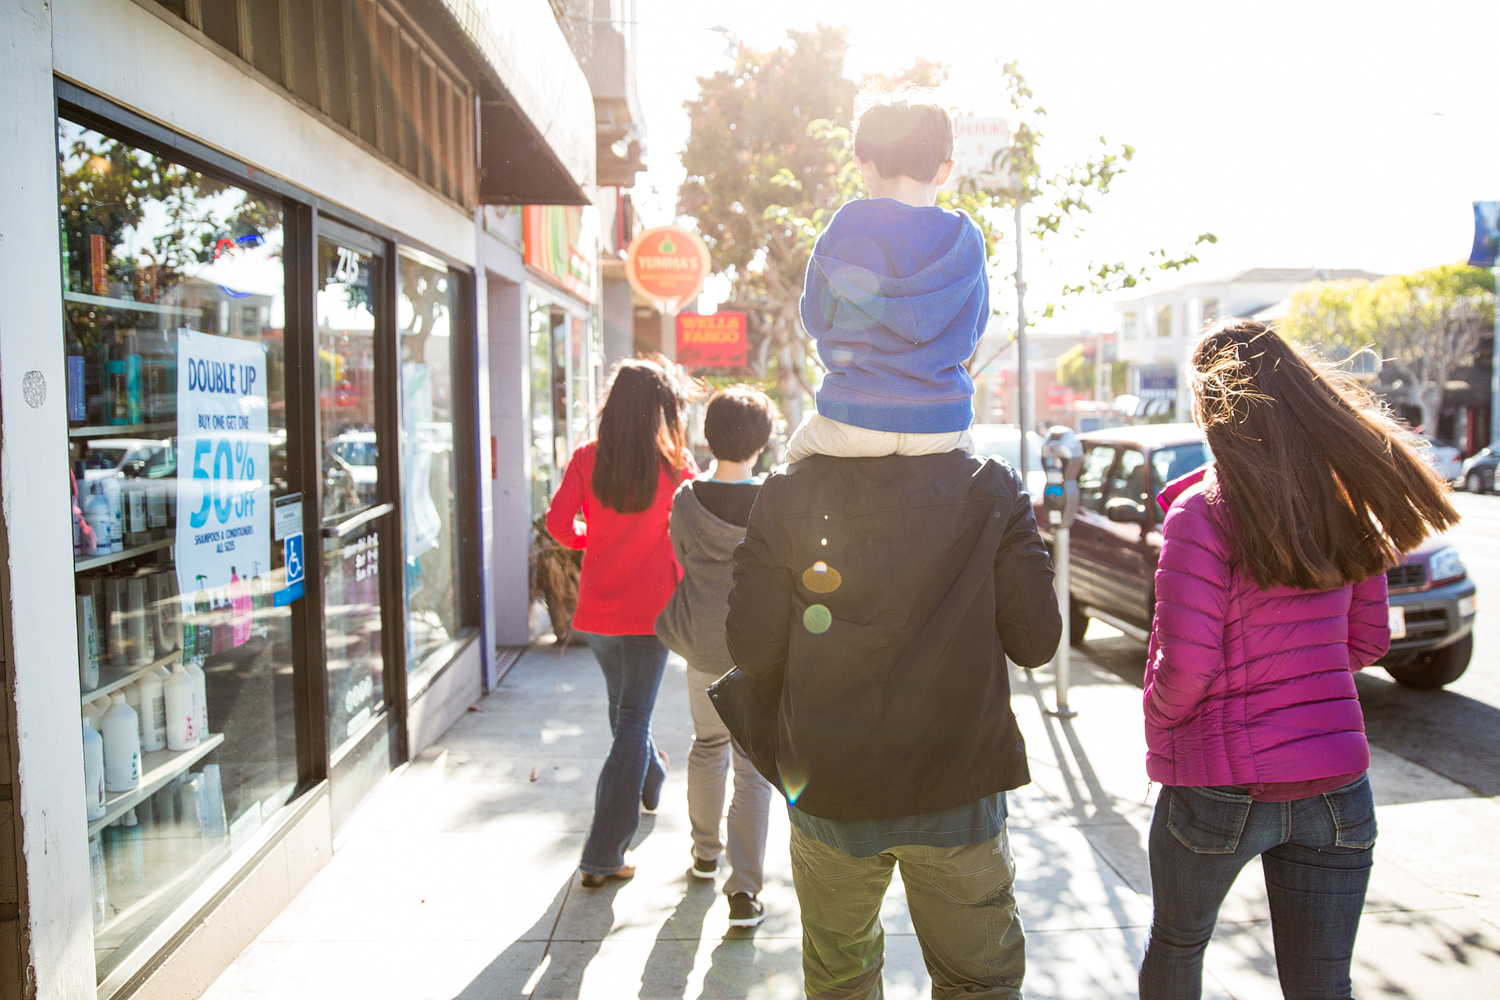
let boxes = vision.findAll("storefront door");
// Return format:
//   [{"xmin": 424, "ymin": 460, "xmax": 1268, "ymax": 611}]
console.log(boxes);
[{"xmin": 316, "ymin": 227, "xmax": 400, "ymax": 830}]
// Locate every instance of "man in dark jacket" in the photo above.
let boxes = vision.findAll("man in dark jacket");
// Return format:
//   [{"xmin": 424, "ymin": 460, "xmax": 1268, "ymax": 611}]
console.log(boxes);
[{"xmin": 726, "ymin": 450, "xmax": 1060, "ymax": 1000}]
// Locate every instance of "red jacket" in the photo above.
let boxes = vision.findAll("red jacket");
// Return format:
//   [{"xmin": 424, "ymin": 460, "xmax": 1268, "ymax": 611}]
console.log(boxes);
[
  {"xmin": 545, "ymin": 442, "xmax": 698, "ymax": 636},
  {"xmin": 1144, "ymin": 467, "xmax": 1389, "ymax": 785}
]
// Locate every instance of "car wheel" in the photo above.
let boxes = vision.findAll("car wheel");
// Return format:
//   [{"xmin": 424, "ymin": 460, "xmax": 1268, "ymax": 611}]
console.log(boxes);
[
  {"xmin": 1385, "ymin": 634, "xmax": 1473, "ymax": 689},
  {"xmin": 1069, "ymin": 596, "xmax": 1089, "ymax": 647},
  {"xmin": 1466, "ymin": 471, "xmax": 1485, "ymax": 494}
]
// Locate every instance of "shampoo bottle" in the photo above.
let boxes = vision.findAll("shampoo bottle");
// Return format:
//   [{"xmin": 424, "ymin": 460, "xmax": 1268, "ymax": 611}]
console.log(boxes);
[
  {"xmin": 84, "ymin": 482, "xmax": 112, "ymax": 556},
  {"xmin": 127, "ymin": 577, "xmax": 153, "ymax": 666},
  {"xmin": 88, "ymin": 833, "xmax": 108, "ymax": 928},
  {"xmin": 101, "ymin": 473, "xmax": 123, "ymax": 553},
  {"xmin": 185, "ymin": 657, "xmax": 208, "ymax": 737},
  {"xmin": 164, "ymin": 662, "xmax": 198, "ymax": 750},
  {"xmin": 229, "ymin": 567, "xmax": 251, "ymax": 647},
  {"xmin": 82, "ymin": 719, "xmax": 106, "ymax": 821},
  {"xmin": 101, "ymin": 693, "xmax": 141, "ymax": 792},
  {"xmin": 122, "ymin": 682, "xmax": 145, "ymax": 750},
  {"xmin": 137, "ymin": 668, "xmax": 166, "ymax": 752},
  {"xmin": 76, "ymin": 595, "xmax": 100, "ymax": 692}
]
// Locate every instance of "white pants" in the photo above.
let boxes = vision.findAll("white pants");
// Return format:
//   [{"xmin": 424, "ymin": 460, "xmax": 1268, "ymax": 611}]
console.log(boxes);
[{"xmin": 784, "ymin": 412, "xmax": 974, "ymax": 463}]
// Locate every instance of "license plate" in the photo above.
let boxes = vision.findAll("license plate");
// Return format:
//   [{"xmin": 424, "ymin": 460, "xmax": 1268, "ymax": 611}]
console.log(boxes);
[{"xmin": 1389, "ymin": 605, "xmax": 1406, "ymax": 640}]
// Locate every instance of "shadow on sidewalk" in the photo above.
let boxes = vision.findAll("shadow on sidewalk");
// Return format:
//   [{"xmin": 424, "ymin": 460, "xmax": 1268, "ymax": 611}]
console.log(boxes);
[
  {"xmin": 451, "ymin": 875, "xmax": 613, "ymax": 999},
  {"xmin": 1016, "ymin": 663, "xmax": 1150, "ymax": 939}
]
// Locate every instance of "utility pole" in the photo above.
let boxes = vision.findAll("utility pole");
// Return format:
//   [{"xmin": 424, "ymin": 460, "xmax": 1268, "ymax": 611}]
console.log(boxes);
[{"xmin": 1015, "ymin": 199, "xmax": 1029, "ymax": 476}]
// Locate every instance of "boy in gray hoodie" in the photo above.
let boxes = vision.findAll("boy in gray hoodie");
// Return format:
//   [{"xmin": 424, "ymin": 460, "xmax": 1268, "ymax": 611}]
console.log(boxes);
[{"xmin": 656, "ymin": 387, "xmax": 778, "ymax": 928}]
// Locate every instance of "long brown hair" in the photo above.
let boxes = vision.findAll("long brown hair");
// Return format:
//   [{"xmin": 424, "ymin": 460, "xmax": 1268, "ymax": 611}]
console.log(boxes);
[
  {"xmin": 591, "ymin": 357, "xmax": 691, "ymax": 514},
  {"xmin": 1189, "ymin": 319, "xmax": 1458, "ymax": 591}
]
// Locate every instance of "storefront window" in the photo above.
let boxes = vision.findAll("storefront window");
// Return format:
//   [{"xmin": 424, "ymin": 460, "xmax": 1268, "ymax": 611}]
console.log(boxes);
[
  {"xmin": 317, "ymin": 239, "xmax": 387, "ymax": 755},
  {"xmin": 59, "ymin": 120, "xmax": 297, "ymax": 981},
  {"xmin": 398, "ymin": 252, "xmax": 459, "ymax": 678},
  {"xmin": 528, "ymin": 297, "xmax": 556, "ymax": 515}
]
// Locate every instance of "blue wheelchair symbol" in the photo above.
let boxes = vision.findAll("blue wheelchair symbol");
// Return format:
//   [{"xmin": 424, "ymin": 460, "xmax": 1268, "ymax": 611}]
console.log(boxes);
[{"xmin": 284, "ymin": 534, "xmax": 304, "ymax": 586}]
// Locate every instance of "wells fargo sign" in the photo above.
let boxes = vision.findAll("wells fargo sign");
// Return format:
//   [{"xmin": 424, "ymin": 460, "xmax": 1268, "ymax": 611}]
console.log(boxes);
[
  {"xmin": 625, "ymin": 225, "xmax": 711, "ymax": 312},
  {"xmin": 676, "ymin": 311, "xmax": 748, "ymax": 368}
]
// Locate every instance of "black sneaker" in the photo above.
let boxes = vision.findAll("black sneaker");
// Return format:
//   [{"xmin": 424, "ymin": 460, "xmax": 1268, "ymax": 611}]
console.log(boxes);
[
  {"xmin": 690, "ymin": 856, "xmax": 718, "ymax": 880},
  {"xmin": 727, "ymin": 892, "xmax": 765, "ymax": 928}
]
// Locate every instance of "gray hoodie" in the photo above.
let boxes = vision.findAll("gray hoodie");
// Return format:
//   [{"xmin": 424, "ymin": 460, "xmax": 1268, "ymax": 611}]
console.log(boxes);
[{"xmin": 655, "ymin": 479, "xmax": 750, "ymax": 673}]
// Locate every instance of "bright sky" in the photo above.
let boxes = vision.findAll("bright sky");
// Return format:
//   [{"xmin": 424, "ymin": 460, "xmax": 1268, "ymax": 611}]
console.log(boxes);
[{"xmin": 629, "ymin": 0, "xmax": 1500, "ymax": 332}]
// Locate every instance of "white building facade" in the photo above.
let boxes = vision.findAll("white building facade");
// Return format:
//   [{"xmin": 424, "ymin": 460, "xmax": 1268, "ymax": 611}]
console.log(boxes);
[{"xmin": 1114, "ymin": 267, "xmax": 1381, "ymax": 419}]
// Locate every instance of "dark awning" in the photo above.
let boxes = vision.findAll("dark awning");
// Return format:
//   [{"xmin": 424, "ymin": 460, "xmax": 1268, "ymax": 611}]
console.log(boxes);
[{"xmin": 408, "ymin": 0, "xmax": 595, "ymax": 205}]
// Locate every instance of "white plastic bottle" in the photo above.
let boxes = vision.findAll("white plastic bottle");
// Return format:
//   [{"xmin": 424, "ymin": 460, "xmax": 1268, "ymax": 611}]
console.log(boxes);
[
  {"xmin": 83, "ymin": 697, "xmax": 106, "ymax": 733},
  {"xmin": 82, "ymin": 719, "xmax": 106, "ymax": 821},
  {"xmin": 100, "ymin": 693, "xmax": 141, "ymax": 792},
  {"xmin": 88, "ymin": 833, "xmax": 108, "ymax": 928},
  {"xmin": 101, "ymin": 473, "xmax": 124, "ymax": 553},
  {"xmin": 164, "ymin": 662, "xmax": 198, "ymax": 751},
  {"xmin": 137, "ymin": 668, "xmax": 166, "ymax": 752},
  {"xmin": 84, "ymin": 483, "xmax": 112, "ymax": 556},
  {"xmin": 185, "ymin": 658, "xmax": 208, "ymax": 737},
  {"xmin": 122, "ymin": 681, "xmax": 145, "ymax": 749},
  {"xmin": 76, "ymin": 595, "xmax": 100, "ymax": 691}
]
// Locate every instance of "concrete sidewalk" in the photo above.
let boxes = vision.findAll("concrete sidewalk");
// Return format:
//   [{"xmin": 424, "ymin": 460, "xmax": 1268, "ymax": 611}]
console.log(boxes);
[{"xmin": 202, "ymin": 640, "xmax": 1500, "ymax": 1000}]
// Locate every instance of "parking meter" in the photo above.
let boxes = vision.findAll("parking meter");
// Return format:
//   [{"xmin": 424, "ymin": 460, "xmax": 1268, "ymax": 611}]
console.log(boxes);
[
  {"xmin": 1041, "ymin": 427, "xmax": 1082, "ymax": 529},
  {"xmin": 1041, "ymin": 427, "xmax": 1081, "ymax": 718}
]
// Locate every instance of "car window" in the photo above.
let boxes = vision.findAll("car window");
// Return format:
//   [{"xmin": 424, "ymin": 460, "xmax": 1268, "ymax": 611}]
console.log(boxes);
[
  {"xmin": 1150, "ymin": 443, "xmax": 1211, "ymax": 495},
  {"xmin": 1078, "ymin": 445, "xmax": 1116, "ymax": 514},
  {"xmin": 1109, "ymin": 449, "xmax": 1149, "ymax": 509}
]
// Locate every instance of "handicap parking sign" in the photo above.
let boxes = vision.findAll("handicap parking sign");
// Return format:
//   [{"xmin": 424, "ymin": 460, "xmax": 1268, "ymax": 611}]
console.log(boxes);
[{"xmin": 274, "ymin": 533, "xmax": 305, "ymax": 606}]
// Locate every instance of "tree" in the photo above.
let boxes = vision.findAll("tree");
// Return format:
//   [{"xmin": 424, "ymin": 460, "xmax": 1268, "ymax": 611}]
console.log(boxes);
[
  {"xmin": 1283, "ymin": 265, "xmax": 1495, "ymax": 434},
  {"xmin": 1056, "ymin": 343, "xmax": 1128, "ymax": 397},
  {"xmin": 678, "ymin": 45, "xmax": 1213, "ymax": 420},
  {"xmin": 677, "ymin": 26, "xmax": 856, "ymax": 424}
]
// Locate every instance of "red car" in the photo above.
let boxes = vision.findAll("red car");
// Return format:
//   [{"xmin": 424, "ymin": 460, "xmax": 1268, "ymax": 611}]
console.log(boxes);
[{"xmin": 1035, "ymin": 424, "xmax": 1476, "ymax": 689}]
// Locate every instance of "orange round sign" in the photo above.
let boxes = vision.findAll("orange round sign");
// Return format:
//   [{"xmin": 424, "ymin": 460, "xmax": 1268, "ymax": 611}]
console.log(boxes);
[{"xmin": 625, "ymin": 226, "xmax": 711, "ymax": 312}]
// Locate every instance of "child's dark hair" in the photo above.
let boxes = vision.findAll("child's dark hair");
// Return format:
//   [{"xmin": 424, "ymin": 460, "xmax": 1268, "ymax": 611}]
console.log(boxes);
[
  {"xmin": 853, "ymin": 91, "xmax": 954, "ymax": 184},
  {"xmin": 703, "ymin": 387, "xmax": 778, "ymax": 463}
]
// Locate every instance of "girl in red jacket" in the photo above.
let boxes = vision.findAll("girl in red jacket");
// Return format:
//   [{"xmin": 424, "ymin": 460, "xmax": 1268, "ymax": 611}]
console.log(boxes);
[
  {"xmin": 1140, "ymin": 320, "xmax": 1457, "ymax": 999},
  {"xmin": 546, "ymin": 359, "xmax": 698, "ymax": 887}
]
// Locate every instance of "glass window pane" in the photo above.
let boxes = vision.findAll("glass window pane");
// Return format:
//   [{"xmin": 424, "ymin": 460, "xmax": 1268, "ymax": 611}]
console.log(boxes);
[
  {"xmin": 317, "ymin": 239, "xmax": 387, "ymax": 754},
  {"xmin": 1110, "ymin": 449, "xmax": 1149, "ymax": 509},
  {"xmin": 1150, "ymin": 443, "xmax": 1211, "ymax": 495},
  {"xmin": 399, "ymin": 254, "xmax": 459, "ymax": 678},
  {"xmin": 528, "ymin": 297, "xmax": 554, "ymax": 515},
  {"xmin": 1078, "ymin": 446, "xmax": 1115, "ymax": 514},
  {"xmin": 59, "ymin": 119, "xmax": 297, "ymax": 981}
]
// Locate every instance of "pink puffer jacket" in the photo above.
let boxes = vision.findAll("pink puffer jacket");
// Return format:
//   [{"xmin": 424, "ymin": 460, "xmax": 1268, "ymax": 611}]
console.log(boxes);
[{"xmin": 1143, "ymin": 467, "xmax": 1390, "ymax": 785}]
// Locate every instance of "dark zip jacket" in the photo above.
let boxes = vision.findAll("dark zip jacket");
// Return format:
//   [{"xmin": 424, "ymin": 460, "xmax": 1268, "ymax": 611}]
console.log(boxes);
[{"xmin": 725, "ymin": 451, "xmax": 1061, "ymax": 821}]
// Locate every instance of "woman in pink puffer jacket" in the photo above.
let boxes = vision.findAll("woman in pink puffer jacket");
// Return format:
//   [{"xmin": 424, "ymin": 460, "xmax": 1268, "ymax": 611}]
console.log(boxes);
[{"xmin": 1139, "ymin": 320, "xmax": 1458, "ymax": 1000}]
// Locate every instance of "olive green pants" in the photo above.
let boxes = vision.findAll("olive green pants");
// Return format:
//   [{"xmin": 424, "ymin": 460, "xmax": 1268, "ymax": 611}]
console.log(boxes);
[{"xmin": 789, "ymin": 823, "xmax": 1025, "ymax": 1000}]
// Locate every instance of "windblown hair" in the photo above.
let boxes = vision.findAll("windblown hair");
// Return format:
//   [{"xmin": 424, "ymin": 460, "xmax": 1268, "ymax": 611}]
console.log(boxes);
[
  {"xmin": 591, "ymin": 357, "xmax": 691, "ymax": 514},
  {"xmin": 1190, "ymin": 319, "xmax": 1458, "ymax": 591}
]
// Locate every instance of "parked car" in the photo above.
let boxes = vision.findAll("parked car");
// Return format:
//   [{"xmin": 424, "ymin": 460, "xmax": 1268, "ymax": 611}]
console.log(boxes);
[
  {"xmin": 1036, "ymin": 423, "xmax": 1476, "ymax": 689},
  {"xmin": 80, "ymin": 438, "xmax": 170, "ymax": 481},
  {"xmin": 1417, "ymin": 434, "xmax": 1462, "ymax": 482},
  {"xmin": 1459, "ymin": 447, "xmax": 1498, "ymax": 493},
  {"xmin": 970, "ymin": 424, "xmax": 1045, "ymax": 494}
]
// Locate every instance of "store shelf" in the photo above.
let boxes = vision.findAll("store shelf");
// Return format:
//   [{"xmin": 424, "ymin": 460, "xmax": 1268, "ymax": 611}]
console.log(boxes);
[
  {"xmin": 89, "ymin": 732, "xmax": 224, "ymax": 837},
  {"xmin": 63, "ymin": 291, "xmax": 192, "ymax": 317},
  {"xmin": 69, "ymin": 421, "xmax": 176, "ymax": 439},
  {"xmin": 75, "ymin": 538, "xmax": 173, "ymax": 573},
  {"xmin": 81, "ymin": 649, "xmax": 182, "ymax": 706}
]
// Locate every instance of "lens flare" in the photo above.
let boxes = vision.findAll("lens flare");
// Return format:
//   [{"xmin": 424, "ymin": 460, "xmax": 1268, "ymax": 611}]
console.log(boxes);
[
  {"xmin": 781, "ymin": 766, "xmax": 809, "ymax": 804},
  {"xmin": 802, "ymin": 561, "xmax": 842, "ymax": 593},
  {"xmin": 803, "ymin": 604, "xmax": 832, "ymax": 634}
]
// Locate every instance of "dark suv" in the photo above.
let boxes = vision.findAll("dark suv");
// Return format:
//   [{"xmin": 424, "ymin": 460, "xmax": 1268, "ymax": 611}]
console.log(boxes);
[{"xmin": 1037, "ymin": 424, "xmax": 1476, "ymax": 689}]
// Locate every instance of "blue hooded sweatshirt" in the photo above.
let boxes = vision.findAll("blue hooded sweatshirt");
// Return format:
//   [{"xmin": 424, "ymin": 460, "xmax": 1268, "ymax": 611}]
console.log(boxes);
[{"xmin": 799, "ymin": 198, "xmax": 988, "ymax": 434}]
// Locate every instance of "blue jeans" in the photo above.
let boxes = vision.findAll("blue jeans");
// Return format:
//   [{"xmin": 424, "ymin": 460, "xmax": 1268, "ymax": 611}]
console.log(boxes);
[
  {"xmin": 579, "ymin": 633, "xmax": 669, "ymax": 875},
  {"xmin": 1140, "ymin": 775, "xmax": 1376, "ymax": 1000}
]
